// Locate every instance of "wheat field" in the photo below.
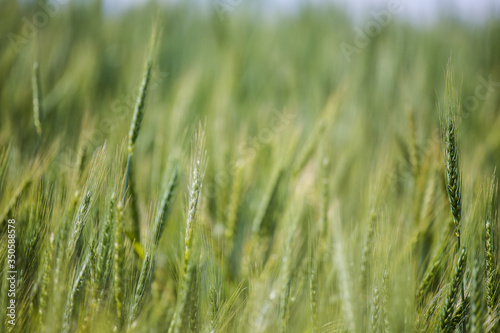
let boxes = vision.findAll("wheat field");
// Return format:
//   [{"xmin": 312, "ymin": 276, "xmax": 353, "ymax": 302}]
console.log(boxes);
[{"xmin": 0, "ymin": 1, "xmax": 500, "ymax": 332}]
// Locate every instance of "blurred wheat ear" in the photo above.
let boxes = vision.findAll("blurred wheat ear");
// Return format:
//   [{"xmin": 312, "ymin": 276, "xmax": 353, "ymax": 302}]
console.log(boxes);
[
  {"xmin": 32, "ymin": 61, "xmax": 43, "ymax": 137},
  {"xmin": 485, "ymin": 175, "xmax": 498, "ymax": 316}
]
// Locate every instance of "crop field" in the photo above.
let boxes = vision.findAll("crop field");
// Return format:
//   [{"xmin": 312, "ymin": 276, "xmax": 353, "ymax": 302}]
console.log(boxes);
[{"xmin": 0, "ymin": 0, "xmax": 500, "ymax": 332}]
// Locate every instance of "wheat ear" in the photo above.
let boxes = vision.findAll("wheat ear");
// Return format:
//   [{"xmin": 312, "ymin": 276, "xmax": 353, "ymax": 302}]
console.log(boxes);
[
  {"xmin": 66, "ymin": 191, "xmax": 91, "ymax": 257},
  {"xmin": 123, "ymin": 28, "xmax": 157, "ymax": 205},
  {"xmin": 440, "ymin": 247, "xmax": 467, "ymax": 333},
  {"xmin": 62, "ymin": 254, "xmax": 90, "ymax": 333},
  {"xmin": 168, "ymin": 125, "xmax": 206, "ymax": 333},
  {"xmin": 470, "ymin": 259, "xmax": 484, "ymax": 333},
  {"xmin": 114, "ymin": 202, "xmax": 125, "ymax": 325},
  {"xmin": 152, "ymin": 166, "xmax": 179, "ymax": 248},
  {"xmin": 38, "ymin": 233, "xmax": 54, "ymax": 329}
]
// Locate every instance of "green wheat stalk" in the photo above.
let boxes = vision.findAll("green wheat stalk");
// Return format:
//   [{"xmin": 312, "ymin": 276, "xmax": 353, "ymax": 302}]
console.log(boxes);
[
  {"xmin": 66, "ymin": 191, "xmax": 91, "ymax": 257},
  {"xmin": 209, "ymin": 285, "xmax": 219, "ymax": 333},
  {"xmin": 320, "ymin": 154, "xmax": 330, "ymax": 236},
  {"xmin": 152, "ymin": 166, "xmax": 179, "ymax": 248},
  {"xmin": 225, "ymin": 162, "xmax": 243, "ymax": 254},
  {"xmin": 309, "ymin": 244, "xmax": 319, "ymax": 333},
  {"xmin": 440, "ymin": 58, "xmax": 466, "ymax": 333},
  {"xmin": 470, "ymin": 259, "xmax": 484, "ymax": 333},
  {"xmin": 168, "ymin": 125, "xmax": 206, "ymax": 333},
  {"xmin": 280, "ymin": 211, "xmax": 301, "ymax": 333},
  {"xmin": 123, "ymin": 27, "xmax": 157, "ymax": 206},
  {"xmin": 449, "ymin": 296, "xmax": 469, "ymax": 333},
  {"xmin": 485, "ymin": 176, "xmax": 498, "ymax": 314},
  {"xmin": 129, "ymin": 252, "xmax": 153, "ymax": 326},
  {"xmin": 440, "ymin": 247, "xmax": 467, "ymax": 333},
  {"xmin": 417, "ymin": 235, "xmax": 448, "ymax": 302},
  {"xmin": 187, "ymin": 265, "xmax": 200, "ymax": 332},
  {"xmin": 38, "ymin": 232, "xmax": 54, "ymax": 329},
  {"xmin": 62, "ymin": 253, "xmax": 90, "ymax": 333},
  {"xmin": 361, "ymin": 211, "xmax": 377, "ymax": 294},
  {"xmin": 96, "ymin": 192, "xmax": 115, "ymax": 295},
  {"xmin": 32, "ymin": 61, "xmax": 43, "ymax": 136},
  {"xmin": 0, "ymin": 177, "xmax": 32, "ymax": 233},
  {"xmin": 441, "ymin": 62, "xmax": 462, "ymax": 244},
  {"xmin": 114, "ymin": 201, "xmax": 125, "ymax": 325}
]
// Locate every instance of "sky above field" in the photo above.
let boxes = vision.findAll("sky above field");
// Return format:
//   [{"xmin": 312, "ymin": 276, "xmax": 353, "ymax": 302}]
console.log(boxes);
[{"xmin": 103, "ymin": 0, "xmax": 500, "ymax": 24}]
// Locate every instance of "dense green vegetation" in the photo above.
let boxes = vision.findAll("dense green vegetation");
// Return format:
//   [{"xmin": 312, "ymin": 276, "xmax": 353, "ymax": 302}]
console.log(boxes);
[{"xmin": 1, "ymin": 1, "xmax": 500, "ymax": 332}]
